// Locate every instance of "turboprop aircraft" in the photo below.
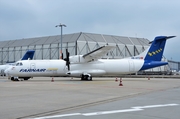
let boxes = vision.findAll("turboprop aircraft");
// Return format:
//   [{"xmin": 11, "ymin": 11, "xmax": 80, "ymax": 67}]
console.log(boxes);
[
  {"xmin": 0, "ymin": 50, "xmax": 35, "ymax": 76},
  {"xmin": 5, "ymin": 36, "xmax": 175, "ymax": 81}
]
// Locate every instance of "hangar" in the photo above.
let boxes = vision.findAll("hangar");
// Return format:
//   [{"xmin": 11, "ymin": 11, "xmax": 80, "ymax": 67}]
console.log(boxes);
[
  {"xmin": 0, "ymin": 32, "xmax": 150, "ymax": 62},
  {"xmin": 0, "ymin": 32, "xmax": 179, "ymax": 73}
]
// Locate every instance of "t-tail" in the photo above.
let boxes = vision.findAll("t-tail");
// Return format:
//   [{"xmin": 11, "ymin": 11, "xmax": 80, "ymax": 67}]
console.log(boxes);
[
  {"xmin": 138, "ymin": 36, "xmax": 176, "ymax": 70},
  {"xmin": 21, "ymin": 50, "xmax": 35, "ymax": 60}
]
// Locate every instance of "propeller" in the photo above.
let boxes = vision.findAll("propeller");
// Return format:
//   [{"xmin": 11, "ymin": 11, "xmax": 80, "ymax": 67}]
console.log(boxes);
[
  {"xmin": 61, "ymin": 53, "xmax": 63, "ymax": 59},
  {"xmin": 64, "ymin": 49, "xmax": 70, "ymax": 71}
]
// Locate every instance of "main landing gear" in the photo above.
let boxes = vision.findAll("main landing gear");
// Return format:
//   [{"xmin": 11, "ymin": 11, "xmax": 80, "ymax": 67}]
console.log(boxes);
[{"xmin": 81, "ymin": 74, "xmax": 92, "ymax": 81}]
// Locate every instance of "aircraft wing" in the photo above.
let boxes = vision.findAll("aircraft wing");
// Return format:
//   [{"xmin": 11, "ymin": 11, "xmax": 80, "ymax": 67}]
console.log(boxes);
[{"xmin": 83, "ymin": 45, "xmax": 115, "ymax": 61}]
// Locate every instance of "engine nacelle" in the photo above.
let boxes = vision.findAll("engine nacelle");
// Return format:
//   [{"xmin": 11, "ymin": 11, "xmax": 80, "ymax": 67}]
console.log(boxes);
[{"xmin": 69, "ymin": 55, "xmax": 90, "ymax": 64}]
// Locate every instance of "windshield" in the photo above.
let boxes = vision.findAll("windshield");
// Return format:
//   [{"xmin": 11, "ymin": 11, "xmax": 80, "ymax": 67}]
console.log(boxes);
[{"xmin": 16, "ymin": 62, "xmax": 23, "ymax": 66}]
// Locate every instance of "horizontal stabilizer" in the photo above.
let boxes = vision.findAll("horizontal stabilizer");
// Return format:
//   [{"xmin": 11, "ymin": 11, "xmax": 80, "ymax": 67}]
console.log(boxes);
[{"xmin": 149, "ymin": 36, "xmax": 176, "ymax": 44}]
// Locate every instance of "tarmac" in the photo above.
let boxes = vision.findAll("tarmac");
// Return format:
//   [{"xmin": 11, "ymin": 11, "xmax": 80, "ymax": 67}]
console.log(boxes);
[{"xmin": 0, "ymin": 76, "xmax": 180, "ymax": 119}]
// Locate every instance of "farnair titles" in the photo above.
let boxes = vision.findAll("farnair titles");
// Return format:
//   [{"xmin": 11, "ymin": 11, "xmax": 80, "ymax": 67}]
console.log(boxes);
[{"xmin": 20, "ymin": 69, "xmax": 46, "ymax": 72}]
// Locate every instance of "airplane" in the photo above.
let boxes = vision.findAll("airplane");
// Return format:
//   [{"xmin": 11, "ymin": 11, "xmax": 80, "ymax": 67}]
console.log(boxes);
[
  {"xmin": 0, "ymin": 50, "xmax": 35, "ymax": 76},
  {"xmin": 4, "ymin": 36, "xmax": 175, "ymax": 81}
]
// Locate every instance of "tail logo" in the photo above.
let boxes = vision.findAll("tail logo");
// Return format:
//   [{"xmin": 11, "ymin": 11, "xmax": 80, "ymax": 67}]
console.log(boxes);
[{"xmin": 148, "ymin": 48, "xmax": 162, "ymax": 57}]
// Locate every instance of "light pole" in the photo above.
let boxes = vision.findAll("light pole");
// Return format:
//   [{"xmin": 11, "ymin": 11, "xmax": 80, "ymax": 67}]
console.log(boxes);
[{"xmin": 55, "ymin": 23, "xmax": 66, "ymax": 59}]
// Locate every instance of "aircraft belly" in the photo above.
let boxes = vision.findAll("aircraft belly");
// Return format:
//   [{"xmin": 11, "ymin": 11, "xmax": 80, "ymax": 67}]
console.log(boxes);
[{"xmin": 70, "ymin": 62, "xmax": 105, "ymax": 77}]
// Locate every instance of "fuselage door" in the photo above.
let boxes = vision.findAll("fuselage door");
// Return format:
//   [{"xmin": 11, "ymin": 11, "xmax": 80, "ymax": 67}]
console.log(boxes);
[
  {"xmin": 128, "ymin": 60, "xmax": 134, "ymax": 72},
  {"xmin": 30, "ymin": 63, "xmax": 36, "ymax": 69}
]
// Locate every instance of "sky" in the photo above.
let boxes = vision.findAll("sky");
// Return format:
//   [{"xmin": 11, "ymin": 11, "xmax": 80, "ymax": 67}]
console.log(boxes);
[{"xmin": 0, "ymin": 0, "xmax": 180, "ymax": 61}]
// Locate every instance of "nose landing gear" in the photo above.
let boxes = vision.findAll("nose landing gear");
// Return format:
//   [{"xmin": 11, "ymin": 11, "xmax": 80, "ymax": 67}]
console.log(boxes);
[{"xmin": 10, "ymin": 77, "xmax": 19, "ymax": 81}]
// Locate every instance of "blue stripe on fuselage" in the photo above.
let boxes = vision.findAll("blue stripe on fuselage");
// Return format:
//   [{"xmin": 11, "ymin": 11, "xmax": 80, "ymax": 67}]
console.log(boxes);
[{"xmin": 140, "ymin": 60, "xmax": 168, "ymax": 71}]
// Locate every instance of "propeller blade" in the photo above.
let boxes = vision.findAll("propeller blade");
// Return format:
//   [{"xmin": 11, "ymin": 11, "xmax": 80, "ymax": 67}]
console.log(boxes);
[
  {"xmin": 65, "ymin": 49, "xmax": 70, "ymax": 71},
  {"xmin": 62, "ymin": 53, "xmax": 63, "ymax": 59}
]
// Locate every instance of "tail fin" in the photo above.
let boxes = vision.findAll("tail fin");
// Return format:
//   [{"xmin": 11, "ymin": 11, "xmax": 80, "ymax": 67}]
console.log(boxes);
[
  {"xmin": 139, "ymin": 36, "xmax": 175, "ymax": 61},
  {"xmin": 139, "ymin": 36, "xmax": 175, "ymax": 71},
  {"xmin": 21, "ymin": 50, "xmax": 35, "ymax": 60}
]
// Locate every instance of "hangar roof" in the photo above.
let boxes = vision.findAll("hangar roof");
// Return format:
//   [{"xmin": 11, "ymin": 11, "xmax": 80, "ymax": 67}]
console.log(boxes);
[{"xmin": 0, "ymin": 32, "xmax": 149, "ymax": 48}]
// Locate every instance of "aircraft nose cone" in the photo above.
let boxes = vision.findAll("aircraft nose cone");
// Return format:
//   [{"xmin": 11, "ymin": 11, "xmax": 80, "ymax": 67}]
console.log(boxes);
[
  {"xmin": 4, "ymin": 68, "xmax": 9, "ymax": 76},
  {"xmin": 4, "ymin": 67, "xmax": 12, "ymax": 77}
]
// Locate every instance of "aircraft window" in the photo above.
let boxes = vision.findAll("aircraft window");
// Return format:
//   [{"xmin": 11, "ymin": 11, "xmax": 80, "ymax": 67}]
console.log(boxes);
[
  {"xmin": 16, "ymin": 63, "xmax": 19, "ymax": 66},
  {"xmin": 16, "ymin": 62, "xmax": 23, "ymax": 66}
]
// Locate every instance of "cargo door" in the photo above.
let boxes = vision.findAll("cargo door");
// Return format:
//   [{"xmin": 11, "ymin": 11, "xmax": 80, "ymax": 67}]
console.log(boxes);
[{"xmin": 128, "ymin": 60, "xmax": 134, "ymax": 72}]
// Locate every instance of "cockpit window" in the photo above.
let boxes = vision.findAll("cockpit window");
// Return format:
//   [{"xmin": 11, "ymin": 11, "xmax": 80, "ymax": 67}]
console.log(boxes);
[
  {"xmin": 16, "ymin": 62, "xmax": 23, "ymax": 66},
  {"xmin": 16, "ymin": 63, "xmax": 19, "ymax": 66}
]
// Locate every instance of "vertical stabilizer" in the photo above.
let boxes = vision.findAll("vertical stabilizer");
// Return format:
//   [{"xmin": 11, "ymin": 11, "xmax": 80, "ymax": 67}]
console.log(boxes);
[
  {"xmin": 21, "ymin": 50, "xmax": 35, "ymax": 60},
  {"xmin": 144, "ymin": 36, "xmax": 175, "ymax": 61},
  {"xmin": 139, "ymin": 36, "xmax": 175, "ymax": 70},
  {"xmin": 138, "ymin": 36, "xmax": 175, "ymax": 61}
]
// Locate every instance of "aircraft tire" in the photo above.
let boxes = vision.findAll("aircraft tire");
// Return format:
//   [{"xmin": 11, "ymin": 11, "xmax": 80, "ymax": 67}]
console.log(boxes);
[
  {"xmin": 11, "ymin": 77, "xmax": 19, "ymax": 81},
  {"xmin": 24, "ymin": 77, "xmax": 29, "ymax": 80},
  {"xmin": 87, "ymin": 76, "xmax": 92, "ymax": 81},
  {"xmin": 85, "ymin": 75, "xmax": 92, "ymax": 81},
  {"xmin": 81, "ymin": 75, "xmax": 85, "ymax": 81},
  {"xmin": 14, "ymin": 78, "xmax": 19, "ymax": 81},
  {"xmin": 11, "ymin": 77, "xmax": 14, "ymax": 81},
  {"xmin": 81, "ymin": 75, "xmax": 92, "ymax": 81}
]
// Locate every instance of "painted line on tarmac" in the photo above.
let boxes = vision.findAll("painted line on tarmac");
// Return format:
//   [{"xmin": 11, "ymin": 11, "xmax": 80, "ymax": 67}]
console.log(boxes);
[{"xmin": 32, "ymin": 103, "xmax": 179, "ymax": 119}]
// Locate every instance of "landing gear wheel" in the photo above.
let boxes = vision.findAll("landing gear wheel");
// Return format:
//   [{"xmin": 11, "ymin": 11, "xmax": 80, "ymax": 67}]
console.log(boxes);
[
  {"xmin": 14, "ymin": 78, "xmax": 19, "ymax": 81},
  {"xmin": 11, "ymin": 77, "xmax": 14, "ymax": 81},
  {"xmin": 11, "ymin": 77, "xmax": 19, "ymax": 81},
  {"xmin": 81, "ymin": 74, "xmax": 92, "ymax": 81},
  {"xmin": 87, "ymin": 76, "xmax": 92, "ymax": 81},
  {"xmin": 81, "ymin": 75, "xmax": 85, "ymax": 81},
  {"xmin": 24, "ymin": 77, "xmax": 29, "ymax": 80}
]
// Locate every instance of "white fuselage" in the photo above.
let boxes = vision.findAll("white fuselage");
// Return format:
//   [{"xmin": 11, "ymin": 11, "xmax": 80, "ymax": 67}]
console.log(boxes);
[
  {"xmin": 6, "ymin": 60, "xmax": 67, "ymax": 77},
  {"xmin": 5, "ymin": 59, "xmax": 144, "ymax": 78},
  {"xmin": 70, "ymin": 59, "xmax": 144, "ymax": 77}
]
